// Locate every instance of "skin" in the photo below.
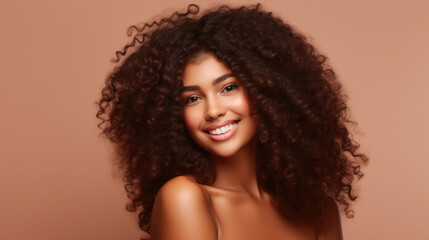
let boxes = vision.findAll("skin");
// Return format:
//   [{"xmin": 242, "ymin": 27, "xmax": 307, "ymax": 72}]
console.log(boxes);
[{"xmin": 150, "ymin": 53, "xmax": 342, "ymax": 240}]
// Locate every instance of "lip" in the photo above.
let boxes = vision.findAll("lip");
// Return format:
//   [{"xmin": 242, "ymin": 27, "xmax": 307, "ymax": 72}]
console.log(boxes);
[
  {"xmin": 203, "ymin": 120, "xmax": 240, "ymax": 132},
  {"xmin": 204, "ymin": 120, "xmax": 240, "ymax": 142}
]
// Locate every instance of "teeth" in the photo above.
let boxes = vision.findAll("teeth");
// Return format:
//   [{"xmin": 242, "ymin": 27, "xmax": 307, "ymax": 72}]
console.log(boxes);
[{"xmin": 208, "ymin": 122, "xmax": 238, "ymax": 135}]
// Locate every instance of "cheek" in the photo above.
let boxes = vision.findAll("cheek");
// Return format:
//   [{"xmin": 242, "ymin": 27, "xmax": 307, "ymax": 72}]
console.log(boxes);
[
  {"xmin": 229, "ymin": 93, "xmax": 252, "ymax": 115},
  {"xmin": 183, "ymin": 108, "xmax": 201, "ymax": 131}
]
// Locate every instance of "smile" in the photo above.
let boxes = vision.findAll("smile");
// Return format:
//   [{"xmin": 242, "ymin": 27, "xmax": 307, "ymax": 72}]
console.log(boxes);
[
  {"xmin": 208, "ymin": 122, "xmax": 238, "ymax": 135},
  {"xmin": 204, "ymin": 120, "xmax": 240, "ymax": 141}
]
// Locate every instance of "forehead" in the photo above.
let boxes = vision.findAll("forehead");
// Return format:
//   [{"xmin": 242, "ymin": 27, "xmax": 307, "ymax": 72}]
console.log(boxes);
[{"xmin": 182, "ymin": 54, "xmax": 231, "ymax": 86}]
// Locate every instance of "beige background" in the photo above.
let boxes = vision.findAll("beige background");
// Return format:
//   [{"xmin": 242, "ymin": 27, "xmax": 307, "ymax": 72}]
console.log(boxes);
[{"xmin": 1, "ymin": 0, "xmax": 428, "ymax": 239}]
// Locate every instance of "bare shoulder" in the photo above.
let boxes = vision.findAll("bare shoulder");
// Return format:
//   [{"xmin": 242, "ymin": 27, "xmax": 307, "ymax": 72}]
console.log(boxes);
[
  {"xmin": 155, "ymin": 175, "xmax": 204, "ymax": 202},
  {"xmin": 150, "ymin": 176, "xmax": 217, "ymax": 240}
]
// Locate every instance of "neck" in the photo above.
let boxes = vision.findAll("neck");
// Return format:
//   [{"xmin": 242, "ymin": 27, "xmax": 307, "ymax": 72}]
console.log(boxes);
[{"xmin": 211, "ymin": 138, "xmax": 262, "ymax": 200}]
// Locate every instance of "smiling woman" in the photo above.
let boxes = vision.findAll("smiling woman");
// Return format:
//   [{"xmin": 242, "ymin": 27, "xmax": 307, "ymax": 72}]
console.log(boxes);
[
  {"xmin": 181, "ymin": 53, "xmax": 258, "ymax": 158},
  {"xmin": 96, "ymin": 3, "xmax": 368, "ymax": 240}
]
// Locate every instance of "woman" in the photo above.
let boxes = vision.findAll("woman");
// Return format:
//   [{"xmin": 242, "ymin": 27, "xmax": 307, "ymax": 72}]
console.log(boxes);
[{"xmin": 97, "ymin": 4, "xmax": 368, "ymax": 240}]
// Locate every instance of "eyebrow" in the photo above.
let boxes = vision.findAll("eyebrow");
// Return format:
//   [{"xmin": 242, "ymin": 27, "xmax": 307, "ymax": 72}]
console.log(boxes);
[{"xmin": 182, "ymin": 73, "xmax": 233, "ymax": 92}]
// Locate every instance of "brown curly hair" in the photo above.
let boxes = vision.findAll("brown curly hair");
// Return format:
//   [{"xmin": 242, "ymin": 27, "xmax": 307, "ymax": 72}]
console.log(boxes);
[{"xmin": 97, "ymin": 3, "xmax": 368, "ymax": 236}]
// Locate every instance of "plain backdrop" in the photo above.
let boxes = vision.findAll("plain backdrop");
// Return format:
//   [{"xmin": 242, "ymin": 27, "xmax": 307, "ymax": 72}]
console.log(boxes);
[{"xmin": 1, "ymin": 0, "xmax": 428, "ymax": 239}]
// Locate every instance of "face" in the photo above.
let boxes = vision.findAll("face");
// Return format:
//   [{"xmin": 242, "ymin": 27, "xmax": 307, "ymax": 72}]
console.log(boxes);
[{"xmin": 181, "ymin": 53, "xmax": 258, "ymax": 158}]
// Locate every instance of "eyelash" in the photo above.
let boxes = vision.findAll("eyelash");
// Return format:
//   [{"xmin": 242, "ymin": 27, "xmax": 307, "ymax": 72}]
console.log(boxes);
[
  {"xmin": 222, "ymin": 84, "xmax": 239, "ymax": 93},
  {"xmin": 184, "ymin": 96, "xmax": 201, "ymax": 104},
  {"xmin": 184, "ymin": 84, "xmax": 240, "ymax": 104}
]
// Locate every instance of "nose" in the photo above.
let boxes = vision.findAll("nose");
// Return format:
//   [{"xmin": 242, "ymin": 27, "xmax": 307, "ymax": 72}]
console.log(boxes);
[{"xmin": 205, "ymin": 94, "xmax": 226, "ymax": 121}]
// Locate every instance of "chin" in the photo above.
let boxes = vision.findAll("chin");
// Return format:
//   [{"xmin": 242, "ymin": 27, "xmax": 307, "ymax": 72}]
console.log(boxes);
[
  {"xmin": 205, "ymin": 142, "xmax": 247, "ymax": 159},
  {"xmin": 209, "ymin": 150, "xmax": 237, "ymax": 159}
]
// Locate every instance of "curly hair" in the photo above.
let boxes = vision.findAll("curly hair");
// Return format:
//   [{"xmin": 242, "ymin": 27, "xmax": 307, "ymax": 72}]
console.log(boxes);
[{"xmin": 97, "ymin": 3, "xmax": 368, "ymax": 236}]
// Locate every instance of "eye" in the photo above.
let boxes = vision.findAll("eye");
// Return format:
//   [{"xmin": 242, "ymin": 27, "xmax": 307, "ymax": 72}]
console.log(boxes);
[
  {"xmin": 222, "ymin": 84, "xmax": 239, "ymax": 93},
  {"xmin": 184, "ymin": 95, "xmax": 201, "ymax": 104}
]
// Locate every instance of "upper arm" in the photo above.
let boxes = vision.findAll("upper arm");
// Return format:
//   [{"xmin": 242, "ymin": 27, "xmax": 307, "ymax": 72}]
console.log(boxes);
[
  {"xmin": 317, "ymin": 201, "xmax": 343, "ymax": 240},
  {"xmin": 150, "ymin": 176, "xmax": 217, "ymax": 240}
]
